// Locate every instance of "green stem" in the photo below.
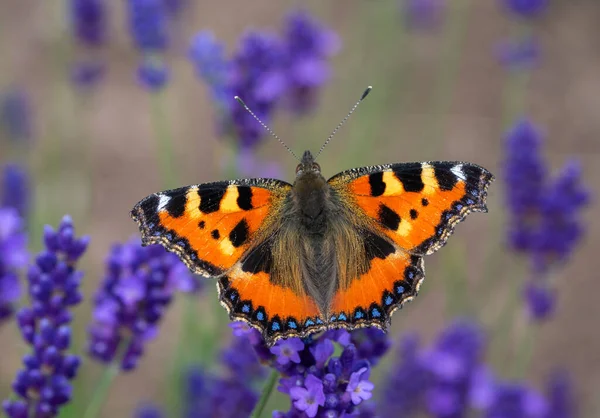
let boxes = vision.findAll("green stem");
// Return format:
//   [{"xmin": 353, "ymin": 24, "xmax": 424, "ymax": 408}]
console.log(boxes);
[
  {"xmin": 512, "ymin": 322, "xmax": 537, "ymax": 378},
  {"xmin": 250, "ymin": 370, "xmax": 279, "ymax": 418},
  {"xmin": 150, "ymin": 90, "xmax": 177, "ymax": 189},
  {"xmin": 80, "ymin": 363, "xmax": 120, "ymax": 418}
]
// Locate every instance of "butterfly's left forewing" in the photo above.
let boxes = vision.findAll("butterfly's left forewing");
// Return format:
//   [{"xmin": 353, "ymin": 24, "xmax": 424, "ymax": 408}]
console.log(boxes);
[{"xmin": 131, "ymin": 178, "xmax": 327, "ymax": 344}]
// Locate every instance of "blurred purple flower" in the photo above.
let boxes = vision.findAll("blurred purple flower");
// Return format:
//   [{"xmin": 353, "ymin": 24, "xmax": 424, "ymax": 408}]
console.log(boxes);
[
  {"xmin": 496, "ymin": 36, "xmax": 539, "ymax": 70},
  {"xmin": 87, "ymin": 237, "xmax": 199, "ymax": 371},
  {"xmin": 70, "ymin": 60, "xmax": 106, "ymax": 88},
  {"xmin": 545, "ymin": 370, "xmax": 576, "ymax": 418},
  {"xmin": 2, "ymin": 215, "xmax": 87, "ymax": 417},
  {"xmin": 283, "ymin": 10, "xmax": 340, "ymax": 113},
  {"xmin": 127, "ymin": 0, "xmax": 169, "ymax": 51},
  {"xmin": 503, "ymin": 119, "xmax": 590, "ymax": 317},
  {"xmin": 502, "ymin": 0, "xmax": 548, "ymax": 19},
  {"xmin": 524, "ymin": 280, "xmax": 556, "ymax": 320},
  {"xmin": 0, "ymin": 208, "xmax": 28, "ymax": 323},
  {"xmin": 227, "ymin": 31, "xmax": 287, "ymax": 148},
  {"xmin": 178, "ymin": 327, "xmax": 264, "ymax": 418},
  {"xmin": 188, "ymin": 30, "xmax": 230, "ymax": 108},
  {"xmin": 1, "ymin": 163, "xmax": 30, "ymax": 219},
  {"xmin": 485, "ymin": 382, "xmax": 548, "ymax": 417},
  {"xmin": 379, "ymin": 334, "xmax": 430, "ymax": 416},
  {"xmin": 137, "ymin": 58, "xmax": 170, "ymax": 91},
  {"xmin": 134, "ymin": 405, "xmax": 164, "ymax": 418},
  {"xmin": 1, "ymin": 87, "xmax": 32, "ymax": 142},
  {"xmin": 70, "ymin": 0, "xmax": 107, "ymax": 47},
  {"xmin": 400, "ymin": 0, "xmax": 446, "ymax": 29}
]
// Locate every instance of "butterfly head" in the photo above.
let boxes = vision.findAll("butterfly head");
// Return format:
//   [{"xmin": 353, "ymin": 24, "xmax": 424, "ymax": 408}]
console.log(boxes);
[{"xmin": 296, "ymin": 150, "xmax": 321, "ymax": 178}]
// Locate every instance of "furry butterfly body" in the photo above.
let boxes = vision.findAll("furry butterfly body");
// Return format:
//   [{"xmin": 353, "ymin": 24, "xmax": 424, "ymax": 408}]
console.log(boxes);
[{"xmin": 131, "ymin": 150, "xmax": 494, "ymax": 345}]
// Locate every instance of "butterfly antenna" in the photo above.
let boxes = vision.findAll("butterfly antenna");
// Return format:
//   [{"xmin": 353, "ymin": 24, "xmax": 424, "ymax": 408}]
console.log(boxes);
[
  {"xmin": 315, "ymin": 86, "xmax": 372, "ymax": 160},
  {"xmin": 234, "ymin": 96, "xmax": 300, "ymax": 161}
]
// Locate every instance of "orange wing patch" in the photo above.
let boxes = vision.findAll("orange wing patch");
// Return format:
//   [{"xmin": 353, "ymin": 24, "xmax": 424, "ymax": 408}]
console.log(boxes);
[
  {"xmin": 218, "ymin": 266, "xmax": 326, "ymax": 345},
  {"xmin": 329, "ymin": 161, "xmax": 494, "ymax": 255},
  {"xmin": 130, "ymin": 179, "xmax": 291, "ymax": 277},
  {"xmin": 329, "ymin": 250, "xmax": 424, "ymax": 330}
]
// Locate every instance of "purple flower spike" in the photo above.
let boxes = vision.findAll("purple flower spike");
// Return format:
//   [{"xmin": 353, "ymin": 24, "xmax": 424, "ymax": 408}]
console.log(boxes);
[
  {"xmin": 87, "ymin": 237, "xmax": 198, "ymax": 371},
  {"xmin": 290, "ymin": 374, "xmax": 326, "ymax": 418},
  {"xmin": 283, "ymin": 10, "xmax": 340, "ymax": 113},
  {"xmin": 0, "ymin": 208, "xmax": 28, "ymax": 323},
  {"xmin": 137, "ymin": 58, "xmax": 169, "ymax": 91},
  {"xmin": 70, "ymin": 0, "xmax": 107, "ymax": 47},
  {"xmin": 2, "ymin": 215, "xmax": 87, "ymax": 417},
  {"xmin": 1, "ymin": 163, "xmax": 30, "ymax": 219},
  {"xmin": 1, "ymin": 87, "xmax": 32, "ymax": 142},
  {"xmin": 188, "ymin": 31, "xmax": 230, "ymax": 109},
  {"xmin": 271, "ymin": 338, "xmax": 304, "ymax": 365},
  {"xmin": 401, "ymin": 0, "xmax": 446, "ymax": 29},
  {"xmin": 524, "ymin": 281, "xmax": 556, "ymax": 320},
  {"xmin": 502, "ymin": 0, "xmax": 548, "ymax": 19},
  {"xmin": 127, "ymin": 0, "xmax": 169, "ymax": 51},
  {"xmin": 496, "ymin": 36, "xmax": 539, "ymax": 70}
]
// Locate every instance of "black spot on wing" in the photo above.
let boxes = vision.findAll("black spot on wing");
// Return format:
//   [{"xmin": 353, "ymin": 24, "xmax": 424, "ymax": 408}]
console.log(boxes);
[
  {"xmin": 421, "ymin": 198, "xmax": 429, "ymax": 207},
  {"xmin": 198, "ymin": 220, "xmax": 205, "ymax": 229},
  {"xmin": 162, "ymin": 190, "xmax": 187, "ymax": 218},
  {"xmin": 363, "ymin": 230, "xmax": 395, "ymax": 260},
  {"xmin": 392, "ymin": 162, "xmax": 424, "ymax": 192},
  {"xmin": 368, "ymin": 172, "xmax": 386, "ymax": 196},
  {"xmin": 410, "ymin": 209, "xmax": 419, "ymax": 220},
  {"xmin": 378, "ymin": 204, "xmax": 401, "ymax": 231},
  {"xmin": 229, "ymin": 219, "xmax": 249, "ymax": 248},
  {"xmin": 236, "ymin": 186, "xmax": 253, "ymax": 210},
  {"xmin": 241, "ymin": 238, "xmax": 272, "ymax": 274},
  {"xmin": 211, "ymin": 229, "xmax": 220, "ymax": 240},
  {"xmin": 433, "ymin": 162, "xmax": 459, "ymax": 191},
  {"xmin": 198, "ymin": 183, "xmax": 227, "ymax": 214}
]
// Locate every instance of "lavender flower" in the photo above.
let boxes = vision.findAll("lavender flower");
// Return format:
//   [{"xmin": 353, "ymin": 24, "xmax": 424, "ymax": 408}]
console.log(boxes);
[
  {"xmin": 0, "ymin": 87, "xmax": 32, "ymax": 142},
  {"xmin": 400, "ymin": 0, "xmax": 446, "ymax": 29},
  {"xmin": 134, "ymin": 405, "xmax": 164, "ymax": 418},
  {"xmin": 2, "ymin": 215, "xmax": 88, "ymax": 417},
  {"xmin": 70, "ymin": 0, "xmax": 107, "ymax": 88},
  {"xmin": 289, "ymin": 374, "xmax": 326, "ymax": 417},
  {"xmin": 1, "ymin": 163, "xmax": 30, "ymax": 219},
  {"xmin": 233, "ymin": 325, "xmax": 387, "ymax": 417},
  {"xmin": 380, "ymin": 320, "xmax": 486, "ymax": 416},
  {"xmin": 178, "ymin": 326, "xmax": 264, "ymax": 417},
  {"xmin": 501, "ymin": 0, "xmax": 548, "ymax": 18},
  {"xmin": 503, "ymin": 119, "xmax": 590, "ymax": 318},
  {"xmin": 87, "ymin": 237, "xmax": 198, "ymax": 371},
  {"xmin": 485, "ymin": 382, "xmax": 548, "ymax": 417},
  {"xmin": 127, "ymin": 0, "xmax": 169, "ymax": 51},
  {"xmin": 70, "ymin": 0, "xmax": 107, "ymax": 47},
  {"xmin": 227, "ymin": 31, "xmax": 287, "ymax": 148},
  {"xmin": 0, "ymin": 208, "xmax": 28, "ymax": 323},
  {"xmin": 283, "ymin": 10, "xmax": 340, "ymax": 113},
  {"xmin": 545, "ymin": 371, "xmax": 575, "ymax": 418},
  {"xmin": 137, "ymin": 57, "xmax": 170, "ymax": 91},
  {"xmin": 188, "ymin": 30, "xmax": 230, "ymax": 108},
  {"xmin": 524, "ymin": 281, "xmax": 556, "ymax": 319},
  {"xmin": 496, "ymin": 36, "xmax": 539, "ymax": 70}
]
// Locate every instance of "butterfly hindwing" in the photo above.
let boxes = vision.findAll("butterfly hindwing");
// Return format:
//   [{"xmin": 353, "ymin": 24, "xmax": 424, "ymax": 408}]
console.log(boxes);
[
  {"xmin": 130, "ymin": 178, "xmax": 292, "ymax": 277},
  {"xmin": 329, "ymin": 242, "xmax": 425, "ymax": 330},
  {"xmin": 328, "ymin": 161, "xmax": 494, "ymax": 255}
]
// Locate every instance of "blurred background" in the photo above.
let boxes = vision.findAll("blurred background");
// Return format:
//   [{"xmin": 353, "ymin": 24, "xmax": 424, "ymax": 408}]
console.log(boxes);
[{"xmin": 0, "ymin": 0, "xmax": 598, "ymax": 417}]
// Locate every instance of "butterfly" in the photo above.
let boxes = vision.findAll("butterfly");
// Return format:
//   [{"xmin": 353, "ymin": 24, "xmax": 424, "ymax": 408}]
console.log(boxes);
[{"xmin": 130, "ymin": 87, "xmax": 494, "ymax": 346}]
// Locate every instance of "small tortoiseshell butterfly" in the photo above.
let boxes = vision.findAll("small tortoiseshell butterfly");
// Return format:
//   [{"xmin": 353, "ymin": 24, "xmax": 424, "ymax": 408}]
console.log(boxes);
[{"xmin": 131, "ymin": 87, "xmax": 494, "ymax": 346}]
